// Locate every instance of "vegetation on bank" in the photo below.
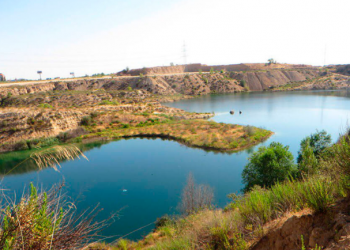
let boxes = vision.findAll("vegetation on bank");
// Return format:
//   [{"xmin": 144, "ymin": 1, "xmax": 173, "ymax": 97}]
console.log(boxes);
[
  {"xmin": 88, "ymin": 130, "xmax": 350, "ymax": 249},
  {"xmin": 81, "ymin": 119, "xmax": 272, "ymax": 152},
  {"xmin": 1, "ymin": 114, "xmax": 272, "ymax": 153}
]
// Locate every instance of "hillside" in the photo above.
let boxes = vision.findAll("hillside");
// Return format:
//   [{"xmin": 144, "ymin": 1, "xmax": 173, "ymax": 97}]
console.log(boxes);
[{"xmin": 2, "ymin": 68, "xmax": 347, "ymax": 98}]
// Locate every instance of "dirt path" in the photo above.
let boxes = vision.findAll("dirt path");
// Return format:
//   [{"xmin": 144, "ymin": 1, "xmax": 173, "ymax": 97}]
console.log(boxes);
[{"xmin": 0, "ymin": 72, "xmax": 209, "ymax": 88}]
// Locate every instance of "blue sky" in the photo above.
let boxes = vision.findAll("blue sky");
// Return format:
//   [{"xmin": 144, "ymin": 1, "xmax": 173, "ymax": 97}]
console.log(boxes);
[{"xmin": 1, "ymin": 0, "xmax": 350, "ymax": 79}]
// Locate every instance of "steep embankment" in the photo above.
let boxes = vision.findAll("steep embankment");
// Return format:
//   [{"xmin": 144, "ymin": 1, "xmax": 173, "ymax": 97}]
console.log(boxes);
[
  {"xmin": 252, "ymin": 198, "xmax": 350, "ymax": 250},
  {"xmin": 121, "ymin": 63, "xmax": 316, "ymax": 76},
  {"xmin": 0, "ymin": 70, "xmax": 322, "ymax": 98}
]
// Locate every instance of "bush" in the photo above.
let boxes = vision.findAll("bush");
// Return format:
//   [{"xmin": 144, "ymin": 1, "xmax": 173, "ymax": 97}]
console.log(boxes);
[
  {"xmin": 297, "ymin": 130, "xmax": 331, "ymax": 164},
  {"xmin": 38, "ymin": 103, "xmax": 53, "ymax": 109},
  {"xmin": 0, "ymin": 183, "xmax": 111, "ymax": 249},
  {"xmin": 298, "ymin": 139, "xmax": 319, "ymax": 176},
  {"xmin": 242, "ymin": 142, "xmax": 296, "ymax": 192},
  {"xmin": 99, "ymin": 100, "xmax": 119, "ymax": 105},
  {"xmin": 81, "ymin": 116, "xmax": 92, "ymax": 126},
  {"xmin": 243, "ymin": 125, "xmax": 255, "ymax": 136}
]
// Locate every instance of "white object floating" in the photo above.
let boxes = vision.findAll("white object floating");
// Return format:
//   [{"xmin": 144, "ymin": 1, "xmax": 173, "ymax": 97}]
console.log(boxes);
[{"xmin": 122, "ymin": 189, "xmax": 128, "ymax": 192}]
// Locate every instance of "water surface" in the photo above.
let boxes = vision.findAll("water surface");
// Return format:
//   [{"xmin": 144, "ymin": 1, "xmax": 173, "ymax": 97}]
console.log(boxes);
[{"xmin": 1, "ymin": 90, "xmax": 350, "ymax": 241}]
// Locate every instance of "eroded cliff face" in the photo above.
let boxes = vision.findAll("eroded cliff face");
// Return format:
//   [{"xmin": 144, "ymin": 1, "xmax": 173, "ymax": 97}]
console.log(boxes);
[
  {"xmin": 230, "ymin": 70, "xmax": 319, "ymax": 91},
  {"xmin": 0, "ymin": 97, "xmax": 213, "ymax": 152},
  {"xmin": 0, "ymin": 69, "xmax": 321, "ymax": 98},
  {"xmin": 0, "ymin": 109, "xmax": 84, "ymax": 145},
  {"xmin": 119, "ymin": 63, "xmax": 316, "ymax": 76}
]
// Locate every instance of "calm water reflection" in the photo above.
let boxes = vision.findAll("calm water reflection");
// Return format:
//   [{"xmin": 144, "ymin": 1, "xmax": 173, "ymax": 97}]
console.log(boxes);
[{"xmin": 1, "ymin": 90, "xmax": 350, "ymax": 240}]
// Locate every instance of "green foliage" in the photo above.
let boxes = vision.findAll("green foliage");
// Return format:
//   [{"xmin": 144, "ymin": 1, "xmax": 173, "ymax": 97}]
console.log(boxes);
[
  {"xmin": 38, "ymin": 103, "xmax": 53, "ymax": 109},
  {"xmin": 297, "ymin": 130, "xmax": 331, "ymax": 164},
  {"xmin": 0, "ymin": 183, "xmax": 63, "ymax": 249},
  {"xmin": 243, "ymin": 125, "xmax": 255, "ymax": 136},
  {"xmin": 116, "ymin": 239, "xmax": 130, "ymax": 250},
  {"xmin": 26, "ymin": 137, "xmax": 60, "ymax": 149},
  {"xmin": 298, "ymin": 139, "xmax": 319, "ymax": 175},
  {"xmin": 267, "ymin": 58, "xmax": 276, "ymax": 65},
  {"xmin": 149, "ymin": 237, "xmax": 193, "ymax": 250},
  {"xmin": 242, "ymin": 142, "xmax": 296, "ymax": 192},
  {"xmin": 154, "ymin": 215, "xmax": 175, "ymax": 230},
  {"xmin": 91, "ymin": 72, "xmax": 105, "ymax": 77},
  {"xmin": 232, "ymin": 176, "xmax": 343, "ymax": 226},
  {"xmin": 210, "ymin": 67, "xmax": 215, "ymax": 74},
  {"xmin": 81, "ymin": 116, "xmax": 92, "ymax": 126},
  {"xmin": 99, "ymin": 100, "xmax": 120, "ymax": 105},
  {"xmin": 127, "ymin": 86, "xmax": 132, "ymax": 91},
  {"xmin": 122, "ymin": 124, "xmax": 130, "ymax": 128},
  {"xmin": 301, "ymin": 178, "xmax": 335, "ymax": 212}
]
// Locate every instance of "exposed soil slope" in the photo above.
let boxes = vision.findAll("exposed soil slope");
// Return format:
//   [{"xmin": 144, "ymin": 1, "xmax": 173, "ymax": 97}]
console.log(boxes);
[
  {"xmin": 120, "ymin": 63, "xmax": 316, "ymax": 76},
  {"xmin": 252, "ymin": 197, "xmax": 350, "ymax": 250},
  {"xmin": 0, "ymin": 69, "xmax": 325, "ymax": 98}
]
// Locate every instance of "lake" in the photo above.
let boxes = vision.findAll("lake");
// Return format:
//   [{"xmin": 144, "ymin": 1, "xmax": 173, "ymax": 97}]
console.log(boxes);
[{"xmin": 1, "ymin": 90, "xmax": 350, "ymax": 241}]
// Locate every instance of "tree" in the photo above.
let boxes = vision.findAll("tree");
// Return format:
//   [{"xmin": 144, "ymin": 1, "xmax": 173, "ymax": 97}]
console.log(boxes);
[
  {"xmin": 267, "ymin": 58, "xmax": 276, "ymax": 65},
  {"xmin": 297, "ymin": 130, "xmax": 331, "ymax": 163},
  {"xmin": 298, "ymin": 138, "xmax": 318, "ymax": 176},
  {"xmin": 242, "ymin": 142, "xmax": 296, "ymax": 192},
  {"xmin": 180, "ymin": 173, "xmax": 214, "ymax": 215}
]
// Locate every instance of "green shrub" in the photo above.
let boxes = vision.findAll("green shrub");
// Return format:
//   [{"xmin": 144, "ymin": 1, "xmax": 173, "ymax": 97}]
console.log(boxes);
[
  {"xmin": 81, "ymin": 116, "xmax": 92, "ymax": 126},
  {"xmin": 116, "ymin": 239, "xmax": 130, "ymax": 250},
  {"xmin": 298, "ymin": 139, "xmax": 319, "ymax": 176},
  {"xmin": 243, "ymin": 125, "xmax": 255, "ymax": 136},
  {"xmin": 297, "ymin": 130, "xmax": 331, "ymax": 164},
  {"xmin": 242, "ymin": 142, "xmax": 296, "ymax": 192},
  {"xmin": 38, "ymin": 103, "xmax": 53, "ymax": 109},
  {"xmin": 301, "ymin": 178, "xmax": 336, "ymax": 212},
  {"xmin": 122, "ymin": 124, "xmax": 130, "ymax": 128},
  {"xmin": 99, "ymin": 100, "xmax": 119, "ymax": 105},
  {"xmin": 149, "ymin": 237, "xmax": 193, "ymax": 250}
]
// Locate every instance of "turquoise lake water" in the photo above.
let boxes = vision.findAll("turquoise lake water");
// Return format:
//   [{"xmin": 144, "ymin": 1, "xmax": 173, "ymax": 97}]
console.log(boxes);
[{"xmin": 1, "ymin": 90, "xmax": 350, "ymax": 241}]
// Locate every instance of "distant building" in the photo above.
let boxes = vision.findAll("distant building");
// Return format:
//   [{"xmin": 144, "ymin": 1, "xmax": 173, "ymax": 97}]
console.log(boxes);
[{"xmin": 0, "ymin": 73, "xmax": 5, "ymax": 81}]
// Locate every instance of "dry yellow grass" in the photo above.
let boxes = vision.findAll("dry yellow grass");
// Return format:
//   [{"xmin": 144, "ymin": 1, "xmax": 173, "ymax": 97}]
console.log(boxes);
[{"xmin": 84, "ymin": 119, "xmax": 272, "ymax": 152}]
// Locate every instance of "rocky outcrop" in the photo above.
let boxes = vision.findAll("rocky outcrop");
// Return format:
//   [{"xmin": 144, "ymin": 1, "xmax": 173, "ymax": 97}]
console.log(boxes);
[{"xmin": 0, "ymin": 108, "xmax": 84, "ymax": 146}]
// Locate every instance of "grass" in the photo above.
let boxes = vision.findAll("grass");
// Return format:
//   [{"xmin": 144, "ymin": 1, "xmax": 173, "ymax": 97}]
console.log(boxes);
[
  {"xmin": 83, "ymin": 119, "xmax": 272, "ymax": 152},
  {"xmin": 0, "ymin": 145, "xmax": 113, "ymax": 250}
]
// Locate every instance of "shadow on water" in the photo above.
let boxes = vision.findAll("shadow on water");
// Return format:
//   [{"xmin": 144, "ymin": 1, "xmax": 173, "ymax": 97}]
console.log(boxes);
[
  {"xmin": 0, "ymin": 141, "xmax": 110, "ymax": 176},
  {"xmin": 0, "ymin": 136, "xmax": 250, "ymax": 176}
]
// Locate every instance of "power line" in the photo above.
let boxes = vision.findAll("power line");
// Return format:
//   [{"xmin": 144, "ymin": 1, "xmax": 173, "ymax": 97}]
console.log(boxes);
[
  {"xmin": 324, "ymin": 44, "xmax": 327, "ymax": 66},
  {"xmin": 182, "ymin": 41, "xmax": 187, "ymax": 65}
]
